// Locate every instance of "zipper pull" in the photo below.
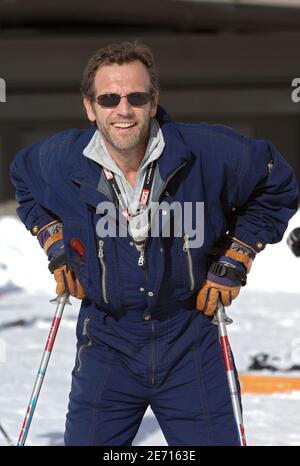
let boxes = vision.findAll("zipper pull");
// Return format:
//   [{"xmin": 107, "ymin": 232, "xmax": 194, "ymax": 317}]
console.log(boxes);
[
  {"xmin": 138, "ymin": 250, "xmax": 145, "ymax": 267},
  {"xmin": 98, "ymin": 239, "xmax": 104, "ymax": 258},
  {"xmin": 183, "ymin": 234, "xmax": 189, "ymax": 252}
]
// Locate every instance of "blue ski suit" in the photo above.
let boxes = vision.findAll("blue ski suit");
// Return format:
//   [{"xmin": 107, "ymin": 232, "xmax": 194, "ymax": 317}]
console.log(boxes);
[{"xmin": 10, "ymin": 106, "xmax": 298, "ymax": 445}]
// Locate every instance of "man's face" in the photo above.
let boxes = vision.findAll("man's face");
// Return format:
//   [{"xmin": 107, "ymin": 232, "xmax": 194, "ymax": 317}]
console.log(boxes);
[{"xmin": 83, "ymin": 61, "xmax": 159, "ymax": 155}]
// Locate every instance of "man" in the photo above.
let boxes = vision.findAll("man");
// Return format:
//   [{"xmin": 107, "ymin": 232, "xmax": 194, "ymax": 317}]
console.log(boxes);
[{"xmin": 10, "ymin": 42, "xmax": 298, "ymax": 446}]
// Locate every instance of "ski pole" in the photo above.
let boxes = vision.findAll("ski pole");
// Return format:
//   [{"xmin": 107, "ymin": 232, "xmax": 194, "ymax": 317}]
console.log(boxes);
[
  {"xmin": 17, "ymin": 292, "xmax": 70, "ymax": 446},
  {"xmin": 0, "ymin": 422, "xmax": 13, "ymax": 446},
  {"xmin": 212, "ymin": 300, "xmax": 247, "ymax": 446}
]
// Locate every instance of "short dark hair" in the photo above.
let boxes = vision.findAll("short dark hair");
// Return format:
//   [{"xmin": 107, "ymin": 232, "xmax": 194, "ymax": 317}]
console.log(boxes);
[{"xmin": 81, "ymin": 41, "xmax": 159, "ymax": 102}]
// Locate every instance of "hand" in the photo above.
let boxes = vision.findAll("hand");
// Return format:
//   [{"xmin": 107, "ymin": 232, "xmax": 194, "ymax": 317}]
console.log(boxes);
[
  {"xmin": 53, "ymin": 264, "xmax": 85, "ymax": 299},
  {"xmin": 196, "ymin": 256, "xmax": 247, "ymax": 316},
  {"xmin": 37, "ymin": 221, "xmax": 85, "ymax": 299}
]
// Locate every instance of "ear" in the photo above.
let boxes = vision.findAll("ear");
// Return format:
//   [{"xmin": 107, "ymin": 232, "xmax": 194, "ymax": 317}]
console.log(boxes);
[
  {"xmin": 83, "ymin": 97, "xmax": 96, "ymax": 122},
  {"xmin": 150, "ymin": 91, "xmax": 159, "ymax": 118}
]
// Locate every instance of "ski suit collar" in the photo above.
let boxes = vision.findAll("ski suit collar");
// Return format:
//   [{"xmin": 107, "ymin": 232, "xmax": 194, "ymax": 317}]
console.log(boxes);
[{"xmin": 155, "ymin": 105, "xmax": 193, "ymax": 181}]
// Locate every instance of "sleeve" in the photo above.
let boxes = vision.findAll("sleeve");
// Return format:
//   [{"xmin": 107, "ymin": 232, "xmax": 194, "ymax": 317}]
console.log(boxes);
[
  {"xmin": 10, "ymin": 144, "xmax": 60, "ymax": 235},
  {"xmin": 226, "ymin": 138, "xmax": 299, "ymax": 253}
]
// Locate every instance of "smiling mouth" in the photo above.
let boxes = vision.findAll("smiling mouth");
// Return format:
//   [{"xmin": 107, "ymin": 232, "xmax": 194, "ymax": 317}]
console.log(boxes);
[{"xmin": 112, "ymin": 122, "xmax": 137, "ymax": 129}]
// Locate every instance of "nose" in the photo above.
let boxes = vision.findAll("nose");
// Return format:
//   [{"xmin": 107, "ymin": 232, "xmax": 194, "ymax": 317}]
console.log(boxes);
[{"xmin": 116, "ymin": 95, "xmax": 134, "ymax": 116}]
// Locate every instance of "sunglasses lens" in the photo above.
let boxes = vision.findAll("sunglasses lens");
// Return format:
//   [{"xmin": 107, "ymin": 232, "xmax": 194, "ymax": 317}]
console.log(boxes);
[
  {"xmin": 97, "ymin": 94, "xmax": 121, "ymax": 108},
  {"xmin": 96, "ymin": 92, "xmax": 151, "ymax": 108},
  {"xmin": 127, "ymin": 93, "xmax": 151, "ymax": 106}
]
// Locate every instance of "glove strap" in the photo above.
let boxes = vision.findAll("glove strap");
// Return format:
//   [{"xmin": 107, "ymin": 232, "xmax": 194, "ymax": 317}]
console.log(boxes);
[
  {"xmin": 48, "ymin": 253, "xmax": 67, "ymax": 273},
  {"xmin": 43, "ymin": 232, "xmax": 64, "ymax": 256},
  {"xmin": 209, "ymin": 261, "xmax": 247, "ymax": 286}
]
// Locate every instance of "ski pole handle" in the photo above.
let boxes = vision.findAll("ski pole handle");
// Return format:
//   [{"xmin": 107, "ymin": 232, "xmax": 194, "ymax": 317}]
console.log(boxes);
[{"xmin": 17, "ymin": 293, "xmax": 70, "ymax": 446}]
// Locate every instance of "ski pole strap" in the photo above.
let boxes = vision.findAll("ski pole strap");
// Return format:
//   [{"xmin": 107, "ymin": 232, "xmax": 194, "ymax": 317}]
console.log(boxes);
[{"xmin": 209, "ymin": 261, "xmax": 247, "ymax": 286}]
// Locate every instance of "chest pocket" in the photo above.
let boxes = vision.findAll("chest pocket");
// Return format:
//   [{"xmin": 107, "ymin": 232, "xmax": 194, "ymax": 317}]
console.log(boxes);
[{"xmin": 159, "ymin": 236, "xmax": 191, "ymax": 299}]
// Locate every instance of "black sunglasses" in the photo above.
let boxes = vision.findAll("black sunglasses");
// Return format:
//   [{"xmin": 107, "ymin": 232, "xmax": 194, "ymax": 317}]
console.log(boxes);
[{"xmin": 95, "ymin": 92, "xmax": 152, "ymax": 108}]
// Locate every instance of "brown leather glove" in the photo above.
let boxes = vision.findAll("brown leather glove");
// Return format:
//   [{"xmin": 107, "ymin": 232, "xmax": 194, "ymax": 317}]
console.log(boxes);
[
  {"xmin": 196, "ymin": 237, "xmax": 255, "ymax": 316},
  {"xmin": 196, "ymin": 280, "xmax": 242, "ymax": 316},
  {"xmin": 53, "ymin": 265, "xmax": 85, "ymax": 299},
  {"xmin": 37, "ymin": 221, "xmax": 85, "ymax": 299}
]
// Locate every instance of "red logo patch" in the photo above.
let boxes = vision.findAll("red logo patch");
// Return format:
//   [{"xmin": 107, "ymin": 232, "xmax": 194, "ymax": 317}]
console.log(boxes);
[
  {"xmin": 103, "ymin": 168, "xmax": 113, "ymax": 180},
  {"xmin": 140, "ymin": 189, "xmax": 150, "ymax": 205}
]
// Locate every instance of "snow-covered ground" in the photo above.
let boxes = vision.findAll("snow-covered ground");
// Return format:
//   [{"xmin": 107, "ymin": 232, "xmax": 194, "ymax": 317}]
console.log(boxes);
[{"xmin": 1, "ymin": 212, "xmax": 300, "ymax": 446}]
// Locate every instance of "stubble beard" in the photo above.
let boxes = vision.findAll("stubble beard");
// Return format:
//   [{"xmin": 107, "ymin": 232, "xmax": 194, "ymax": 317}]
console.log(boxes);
[{"xmin": 97, "ymin": 118, "xmax": 150, "ymax": 155}]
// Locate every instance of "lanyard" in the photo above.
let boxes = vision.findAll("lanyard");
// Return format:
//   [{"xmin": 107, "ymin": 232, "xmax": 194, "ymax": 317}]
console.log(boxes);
[
  {"xmin": 102, "ymin": 161, "xmax": 157, "ymax": 269},
  {"xmin": 102, "ymin": 161, "xmax": 157, "ymax": 220}
]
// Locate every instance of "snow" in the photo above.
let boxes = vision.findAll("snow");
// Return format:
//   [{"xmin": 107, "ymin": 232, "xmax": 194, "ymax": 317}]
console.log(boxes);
[
  {"xmin": 1, "ymin": 211, "xmax": 300, "ymax": 446},
  {"xmin": 0, "ymin": 216, "xmax": 53, "ymax": 294}
]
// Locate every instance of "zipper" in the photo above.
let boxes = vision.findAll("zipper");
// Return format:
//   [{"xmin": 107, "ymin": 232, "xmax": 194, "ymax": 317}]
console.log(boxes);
[
  {"xmin": 151, "ymin": 321, "xmax": 155, "ymax": 385},
  {"xmin": 98, "ymin": 239, "xmax": 109, "ymax": 304},
  {"xmin": 183, "ymin": 234, "xmax": 195, "ymax": 291},
  {"xmin": 76, "ymin": 316, "xmax": 91, "ymax": 372}
]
